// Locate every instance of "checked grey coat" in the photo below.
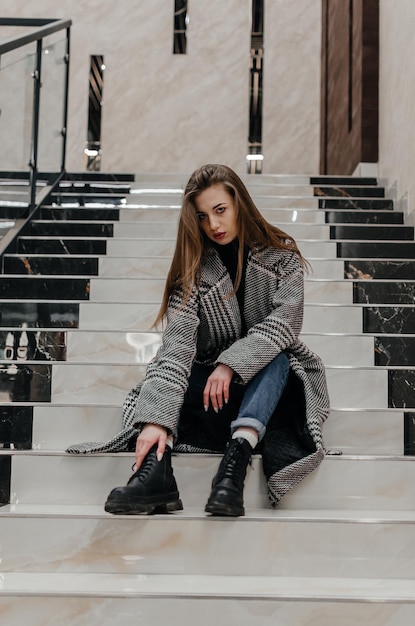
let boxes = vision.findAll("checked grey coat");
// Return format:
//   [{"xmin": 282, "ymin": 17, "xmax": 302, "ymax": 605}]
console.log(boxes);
[{"xmin": 67, "ymin": 245, "xmax": 330, "ymax": 506}]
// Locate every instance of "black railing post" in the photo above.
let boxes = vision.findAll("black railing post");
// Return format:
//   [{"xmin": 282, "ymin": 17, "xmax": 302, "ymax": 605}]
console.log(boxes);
[
  {"xmin": 61, "ymin": 26, "xmax": 71, "ymax": 172},
  {"xmin": 29, "ymin": 39, "xmax": 43, "ymax": 210}
]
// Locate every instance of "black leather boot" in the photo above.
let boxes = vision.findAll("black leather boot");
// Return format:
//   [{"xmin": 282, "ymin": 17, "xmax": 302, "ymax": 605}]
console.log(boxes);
[
  {"xmin": 105, "ymin": 445, "xmax": 183, "ymax": 515},
  {"xmin": 205, "ymin": 437, "xmax": 253, "ymax": 517}
]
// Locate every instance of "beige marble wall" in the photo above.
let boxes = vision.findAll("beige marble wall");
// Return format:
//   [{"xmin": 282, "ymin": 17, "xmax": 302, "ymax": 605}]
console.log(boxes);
[
  {"xmin": 379, "ymin": 1, "xmax": 415, "ymax": 221},
  {"xmin": 1, "ymin": 1, "xmax": 321, "ymax": 175},
  {"xmin": 263, "ymin": 0, "xmax": 321, "ymax": 174}
]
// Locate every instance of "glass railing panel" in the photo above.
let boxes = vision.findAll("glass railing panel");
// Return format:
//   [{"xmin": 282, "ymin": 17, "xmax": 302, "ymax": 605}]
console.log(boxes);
[
  {"xmin": 37, "ymin": 32, "xmax": 67, "ymax": 174},
  {"xmin": 0, "ymin": 43, "xmax": 36, "ymax": 209}
]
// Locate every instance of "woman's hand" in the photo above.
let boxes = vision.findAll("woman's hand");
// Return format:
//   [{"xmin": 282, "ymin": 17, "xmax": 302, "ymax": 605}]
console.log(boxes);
[
  {"xmin": 134, "ymin": 423, "xmax": 167, "ymax": 471},
  {"xmin": 203, "ymin": 363, "xmax": 234, "ymax": 413}
]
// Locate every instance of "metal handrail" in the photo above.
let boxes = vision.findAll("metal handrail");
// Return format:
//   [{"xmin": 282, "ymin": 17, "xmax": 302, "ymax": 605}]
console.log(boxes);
[
  {"xmin": 0, "ymin": 18, "xmax": 72, "ymax": 54},
  {"xmin": 0, "ymin": 17, "xmax": 72, "ymax": 255}
]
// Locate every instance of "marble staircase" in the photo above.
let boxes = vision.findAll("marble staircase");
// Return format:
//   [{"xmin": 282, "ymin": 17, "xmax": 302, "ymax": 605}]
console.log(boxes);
[{"xmin": 1, "ymin": 172, "xmax": 415, "ymax": 624}]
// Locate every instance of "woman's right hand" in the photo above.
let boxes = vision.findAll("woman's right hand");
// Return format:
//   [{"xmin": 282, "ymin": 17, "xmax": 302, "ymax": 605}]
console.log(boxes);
[{"xmin": 134, "ymin": 423, "xmax": 167, "ymax": 471}]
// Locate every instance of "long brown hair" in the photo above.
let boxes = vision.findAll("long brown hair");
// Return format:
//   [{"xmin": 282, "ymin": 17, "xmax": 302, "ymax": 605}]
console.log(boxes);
[{"xmin": 154, "ymin": 164, "xmax": 308, "ymax": 326}]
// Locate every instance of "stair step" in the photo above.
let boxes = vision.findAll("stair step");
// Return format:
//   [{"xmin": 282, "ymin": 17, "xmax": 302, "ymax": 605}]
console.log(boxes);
[
  {"xmin": 338, "ymin": 241, "xmax": 415, "ymax": 258},
  {"xmin": 325, "ymin": 210, "xmax": 403, "ymax": 224},
  {"xmin": 19, "ymin": 404, "xmax": 406, "ymax": 454},
  {"xmin": 17, "ymin": 237, "xmax": 107, "ymax": 255},
  {"xmin": 0, "ymin": 277, "xmax": 90, "ymax": 299},
  {"xmin": 28, "ymin": 222, "xmax": 114, "ymax": 237},
  {"xmin": 310, "ymin": 176, "xmax": 378, "ymax": 186},
  {"xmin": 319, "ymin": 198, "xmax": 394, "ymax": 210},
  {"xmin": 50, "ymin": 193, "xmax": 127, "ymax": 206},
  {"xmin": 38, "ymin": 206, "xmax": 120, "ymax": 221},
  {"xmin": 3, "ymin": 452, "xmax": 415, "ymax": 510},
  {"xmin": 345, "ymin": 260, "xmax": 415, "ymax": 280},
  {"xmin": 314, "ymin": 186, "xmax": 385, "ymax": 198},
  {"xmin": 1, "ymin": 504, "xmax": 415, "ymax": 578},
  {"xmin": 330, "ymin": 225, "xmax": 414, "ymax": 240},
  {"xmin": 3, "ymin": 255, "xmax": 100, "ymax": 276}
]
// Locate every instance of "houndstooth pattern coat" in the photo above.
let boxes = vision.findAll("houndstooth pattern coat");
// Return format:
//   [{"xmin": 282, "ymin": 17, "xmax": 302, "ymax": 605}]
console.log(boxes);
[{"xmin": 67, "ymin": 245, "xmax": 330, "ymax": 506}]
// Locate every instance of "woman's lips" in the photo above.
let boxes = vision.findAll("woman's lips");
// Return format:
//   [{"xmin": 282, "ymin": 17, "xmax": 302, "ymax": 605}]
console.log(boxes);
[{"xmin": 213, "ymin": 232, "xmax": 226, "ymax": 240}]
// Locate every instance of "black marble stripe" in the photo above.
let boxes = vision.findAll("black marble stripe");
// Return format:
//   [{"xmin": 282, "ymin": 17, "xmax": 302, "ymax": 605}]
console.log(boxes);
[
  {"xmin": 363, "ymin": 307, "xmax": 415, "ymax": 334},
  {"xmin": 0, "ymin": 206, "xmax": 29, "ymax": 219},
  {"xmin": 62, "ymin": 172, "xmax": 135, "ymax": 182},
  {"xmin": 3, "ymin": 255, "xmax": 99, "ymax": 276},
  {"xmin": 17, "ymin": 238, "xmax": 107, "ymax": 255},
  {"xmin": 0, "ymin": 302, "xmax": 79, "ymax": 328},
  {"xmin": 337, "ymin": 242, "xmax": 415, "ymax": 259},
  {"xmin": 0, "ymin": 363, "xmax": 51, "ymax": 402},
  {"xmin": 319, "ymin": 199, "xmax": 393, "ymax": 210},
  {"xmin": 389, "ymin": 369, "xmax": 415, "ymax": 408},
  {"xmin": 28, "ymin": 222, "xmax": 114, "ymax": 237},
  {"xmin": 0, "ymin": 406, "xmax": 33, "ymax": 449},
  {"xmin": 315, "ymin": 186, "xmax": 385, "ymax": 198},
  {"xmin": 331, "ymin": 225, "xmax": 413, "ymax": 240},
  {"xmin": 404, "ymin": 412, "xmax": 415, "ymax": 455},
  {"xmin": 0, "ymin": 329, "xmax": 66, "ymax": 361},
  {"xmin": 354, "ymin": 282, "xmax": 415, "ymax": 305},
  {"xmin": 0, "ymin": 455, "xmax": 11, "ymax": 505},
  {"xmin": 50, "ymin": 193, "xmax": 126, "ymax": 206},
  {"xmin": 345, "ymin": 260, "xmax": 415, "ymax": 280},
  {"xmin": 39, "ymin": 207, "xmax": 120, "ymax": 221},
  {"xmin": 0, "ymin": 277, "xmax": 90, "ymax": 300},
  {"xmin": 326, "ymin": 211, "xmax": 403, "ymax": 224},
  {"xmin": 58, "ymin": 183, "xmax": 131, "ymax": 194},
  {"xmin": 310, "ymin": 176, "xmax": 377, "ymax": 186},
  {"xmin": 375, "ymin": 337, "xmax": 415, "ymax": 366}
]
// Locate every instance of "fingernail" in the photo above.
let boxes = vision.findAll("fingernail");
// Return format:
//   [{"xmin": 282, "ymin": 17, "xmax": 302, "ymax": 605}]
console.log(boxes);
[
  {"xmin": 219, "ymin": 405, "xmax": 223, "ymax": 411},
  {"xmin": 204, "ymin": 405, "xmax": 208, "ymax": 412},
  {"xmin": 213, "ymin": 407, "xmax": 218, "ymax": 414},
  {"xmin": 225, "ymin": 399, "xmax": 228, "ymax": 405},
  {"xmin": 157, "ymin": 452, "xmax": 163, "ymax": 461}
]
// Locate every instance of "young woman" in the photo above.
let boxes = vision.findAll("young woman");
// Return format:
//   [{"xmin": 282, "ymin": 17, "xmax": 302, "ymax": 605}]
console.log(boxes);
[{"xmin": 67, "ymin": 164, "xmax": 330, "ymax": 517}]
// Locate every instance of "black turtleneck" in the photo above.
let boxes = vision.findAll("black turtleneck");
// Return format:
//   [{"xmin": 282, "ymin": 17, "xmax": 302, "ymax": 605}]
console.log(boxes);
[{"xmin": 212, "ymin": 239, "xmax": 249, "ymax": 334}]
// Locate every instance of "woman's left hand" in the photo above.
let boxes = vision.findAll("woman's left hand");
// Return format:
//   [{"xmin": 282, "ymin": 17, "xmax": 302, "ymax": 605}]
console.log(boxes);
[{"xmin": 203, "ymin": 364, "xmax": 234, "ymax": 413}]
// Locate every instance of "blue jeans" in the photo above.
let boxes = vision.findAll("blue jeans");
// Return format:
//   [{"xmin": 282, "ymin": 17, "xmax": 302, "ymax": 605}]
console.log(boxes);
[
  {"xmin": 177, "ymin": 353, "xmax": 290, "ymax": 450},
  {"xmin": 230, "ymin": 352, "xmax": 290, "ymax": 441}
]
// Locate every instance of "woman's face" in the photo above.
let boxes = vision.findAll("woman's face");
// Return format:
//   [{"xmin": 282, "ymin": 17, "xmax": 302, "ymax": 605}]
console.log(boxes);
[{"xmin": 194, "ymin": 184, "xmax": 238, "ymax": 245}]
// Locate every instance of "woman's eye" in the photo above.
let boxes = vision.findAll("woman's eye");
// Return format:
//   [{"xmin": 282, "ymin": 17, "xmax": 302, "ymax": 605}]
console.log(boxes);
[
  {"xmin": 197, "ymin": 213, "xmax": 206, "ymax": 221},
  {"xmin": 216, "ymin": 207, "xmax": 225, "ymax": 214}
]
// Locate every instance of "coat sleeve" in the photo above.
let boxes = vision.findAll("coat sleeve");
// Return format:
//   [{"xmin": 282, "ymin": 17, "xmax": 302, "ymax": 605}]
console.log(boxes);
[
  {"xmin": 216, "ymin": 251, "xmax": 304, "ymax": 383},
  {"xmin": 132, "ymin": 287, "xmax": 200, "ymax": 433}
]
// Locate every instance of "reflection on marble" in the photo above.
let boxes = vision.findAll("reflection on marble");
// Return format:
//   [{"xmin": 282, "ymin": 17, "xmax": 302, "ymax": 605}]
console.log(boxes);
[
  {"xmin": 79, "ymin": 302, "xmax": 159, "ymax": 331},
  {"xmin": 89, "ymin": 279, "xmax": 163, "ymax": 303},
  {"xmin": 0, "ymin": 406, "xmax": 33, "ymax": 449},
  {"xmin": 304, "ymin": 281, "xmax": 352, "ymax": 304},
  {"xmin": 337, "ymin": 242, "xmax": 415, "ymax": 259},
  {"xmin": 331, "ymin": 225, "xmax": 413, "ymax": 241},
  {"xmin": 303, "ymin": 334, "xmax": 373, "ymax": 367},
  {"xmin": 28, "ymin": 222, "xmax": 114, "ymax": 237},
  {"xmin": 354, "ymin": 282, "xmax": 415, "ymax": 305},
  {"xmin": 18, "ymin": 238, "xmax": 107, "ymax": 255},
  {"xmin": 326, "ymin": 210, "xmax": 403, "ymax": 224},
  {"xmin": 99, "ymin": 256, "xmax": 170, "ymax": 279},
  {"xmin": 66, "ymin": 331, "xmax": 161, "ymax": 363},
  {"xmin": 0, "ymin": 277, "xmax": 90, "ymax": 300},
  {"xmin": 0, "ymin": 364, "xmax": 51, "ymax": 402},
  {"xmin": 4, "ymin": 255, "xmax": 100, "ymax": 276},
  {"xmin": 308, "ymin": 259, "xmax": 344, "ymax": 279},
  {"xmin": 326, "ymin": 368, "xmax": 387, "ymax": 409},
  {"xmin": 319, "ymin": 198, "xmax": 394, "ymax": 210},
  {"xmin": 375, "ymin": 338, "xmax": 415, "ymax": 366},
  {"xmin": 404, "ymin": 412, "xmax": 415, "ymax": 455},
  {"xmin": 314, "ymin": 186, "xmax": 385, "ymax": 198},
  {"xmin": 50, "ymin": 193, "xmax": 127, "ymax": 206},
  {"xmin": 364, "ymin": 307, "xmax": 415, "ymax": 334},
  {"xmin": 0, "ymin": 302, "xmax": 79, "ymax": 328},
  {"xmin": 345, "ymin": 260, "xmax": 415, "ymax": 280},
  {"xmin": 0, "ymin": 329, "xmax": 65, "ymax": 361},
  {"xmin": 302, "ymin": 305, "xmax": 362, "ymax": 333},
  {"xmin": 389, "ymin": 370, "xmax": 415, "ymax": 408}
]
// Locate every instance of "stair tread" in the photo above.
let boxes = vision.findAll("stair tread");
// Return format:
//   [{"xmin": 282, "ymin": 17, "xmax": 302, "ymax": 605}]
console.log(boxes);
[
  {"xmin": 1, "ymin": 571, "xmax": 415, "ymax": 601},
  {"xmin": 2, "ymin": 503, "xmax": 415, "ymax": 523}
]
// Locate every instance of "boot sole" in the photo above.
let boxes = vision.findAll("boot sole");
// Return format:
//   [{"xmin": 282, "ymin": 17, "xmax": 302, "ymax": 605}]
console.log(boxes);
[
  {"xmin": 205, "ymin": 500, "xmax": 244, "ymax": 517},
  {"xmin": 105, "ymin": 496, "xmax": 183, "ymax": 515}
]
